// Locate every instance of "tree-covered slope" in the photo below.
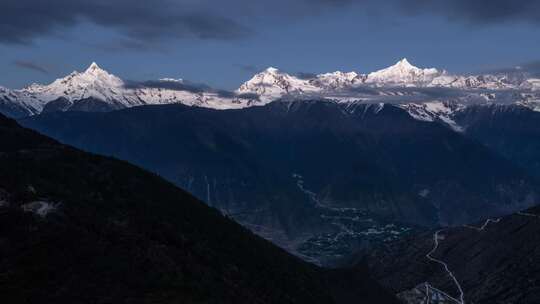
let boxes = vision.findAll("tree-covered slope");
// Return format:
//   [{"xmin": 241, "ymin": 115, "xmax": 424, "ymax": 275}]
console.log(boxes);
[{"xmin": 0, "ymin": 114, "xmax": 397, "ymax": 304}]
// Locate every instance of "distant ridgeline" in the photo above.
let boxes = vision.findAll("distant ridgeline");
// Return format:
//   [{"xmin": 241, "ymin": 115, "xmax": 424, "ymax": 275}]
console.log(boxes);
[
  {"xmin": 20, "ymin": 99, "xmax": 540, "ymax": 264},
  {"xmin": 1, "ymin": 58, "xmax": 539, "ymax": 118}
]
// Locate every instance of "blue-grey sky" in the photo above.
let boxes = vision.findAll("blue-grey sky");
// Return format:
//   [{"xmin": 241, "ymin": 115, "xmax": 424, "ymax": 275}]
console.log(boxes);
[{"xmin": 1, "ymin": 0, "xmax": 540, "ymax": 89}]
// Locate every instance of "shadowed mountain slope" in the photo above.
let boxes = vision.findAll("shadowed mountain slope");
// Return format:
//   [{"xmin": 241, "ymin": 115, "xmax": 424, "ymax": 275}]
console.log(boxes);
[{"xmin": 0, "ymin": 113, "xmax": 398, "ymax": 304}]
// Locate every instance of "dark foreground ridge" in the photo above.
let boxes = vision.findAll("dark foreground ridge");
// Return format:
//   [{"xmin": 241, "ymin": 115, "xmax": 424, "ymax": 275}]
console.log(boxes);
[{"xmin": 0, "ymin": 114, "xmax": 398, "ymax": 304}]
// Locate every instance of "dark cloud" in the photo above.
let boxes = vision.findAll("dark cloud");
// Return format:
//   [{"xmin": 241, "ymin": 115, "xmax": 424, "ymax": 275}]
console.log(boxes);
[
  {"xmin": 303, "ymin": 0, "xmax": 540, "ymax": 26},
  {"xmin": 0, "ymin": 0, "xmax": 250, "ymax": 45},
  {"xmin": 343, "ymin": 86, "xmax": 380, "ymax": 95},
  {"xmin": 13, "ymin": 60, "xmax": 49, "ymax": 74},
  {"xmin": 2, "ymin": 0, "xmax": 538, "ymax": 47},
  {"xmin": 89, "ymin": 39, "xmax": 166, "ymax": 53},
  {"xmin": 295, "ymin": 72, "xmax": 317, "ymax": 80},
  {"xmin": 124, "ymin": 80, "xmax": 209, "ymax": 94},
  {"xmin": 214, "ymin": 90, "xmax": 236, "ymax": 98},
  {"xmin": 309, "ymin": 0, "xmax": 355, "ymax": 7},
  {"xmin": 393, "ymin": 87, "xmax": 467, "ymax": 99},
  {"xmin": 401, "ymin": 0, "xmax": 540, "ymax": 26},
  {"xmin": 314, "ymin": 0, "xmax": 540, "ymax": 26},
  {"xmin": 124, "ymin": 79, "xmax": 260, "ymax": 100},
  {"xmin": 214, "ymin": 90, "xmax": 259, "ymax": 100},
  {"xmin": 235, "ymin": 92, "xmax": 260, "ymax": 100}
]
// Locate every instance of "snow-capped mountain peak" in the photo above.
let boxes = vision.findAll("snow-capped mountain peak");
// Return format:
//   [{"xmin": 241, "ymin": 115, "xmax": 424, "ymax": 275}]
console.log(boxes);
[
  {"xmin": 241, "ymin": 67, "xmax": 286, "ymax": 83},
  {"xmin": 394, "ymin": 58, "xmax": 414, "ymax": 68},
  {"xmin": 374, "ymin": 58, "xmax": 422, "ymax": 75},
  {"xmin": 237, "ymin": 67, "xmax": 320, "ymax": 102},
  {"xmin": 80, "ymin": 62, "xmax": 115, "ymax": 79},
  {"xmin": 86, "ymin": 62, "xmax": 101, "ymax": 72},
  {"xmin": 366, "ymin": 58, "xmax": 441, "ymax": 86},
  {"xmin": 310, "ymin": 71, "xmax": 364, "ymax": 90},
  {"xmin": 80, "ymin": 62, "xmax": 120, "ymax": 80},
  {"xmin": 0, "ymin": 62, "xmax": 263, "ymax": 117},
  {"xmin": 23, "ymin": 62, "xmax": 125, "ymax": 103}
]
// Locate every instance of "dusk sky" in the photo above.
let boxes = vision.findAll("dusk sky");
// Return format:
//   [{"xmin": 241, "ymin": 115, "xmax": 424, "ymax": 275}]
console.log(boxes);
[{"xmin": 2, "ymin": 0, "xmax": 540, "ymax": 89}]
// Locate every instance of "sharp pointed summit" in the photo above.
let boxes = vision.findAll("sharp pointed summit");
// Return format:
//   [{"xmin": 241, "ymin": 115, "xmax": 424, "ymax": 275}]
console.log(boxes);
[
  {"xmin": 366, "ymin": 58, "xmax": 441, "ymax": 86},
  {"xmin": 395, "ymin": 58, "xmax": 414, "ymax": 68},
  {"xmin": 84, "ymin": 62, "xmax": 108, "ymax": 75},
  {"xmin": 383, "ymin": 58, "xmax": 422, "ymax": 73},
  {"xmin": 88, "ymin": 62, "xmax": 100, "ymax": 70}
]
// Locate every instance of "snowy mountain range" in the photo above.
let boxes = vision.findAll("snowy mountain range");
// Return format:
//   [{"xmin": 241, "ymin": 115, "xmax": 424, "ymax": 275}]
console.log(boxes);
[
  {"xmin": 237, "ymin": 58, "xmax": 540, "ymax": 95},
  {"xmin": 2, "ymin": 59, "xmax": 540, "ymax": 124},
  {"xmin": 0, "ymin": 62, "xmax": 255, "ymax": 117}
]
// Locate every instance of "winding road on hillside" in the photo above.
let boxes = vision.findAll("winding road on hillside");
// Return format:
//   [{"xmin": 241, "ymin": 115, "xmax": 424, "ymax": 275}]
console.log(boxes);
[
  {"xmin": 423, "ymin": 217, "xmax": 504, "ymax": 304},
  {"xmin": 425, "ymin": 230, "xmax": 465, "ymax": 304}
]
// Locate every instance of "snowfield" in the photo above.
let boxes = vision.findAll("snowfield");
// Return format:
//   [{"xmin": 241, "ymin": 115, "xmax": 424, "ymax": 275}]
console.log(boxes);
[{"xmin": 2, "ymin": 58, "xmax": 540, "ymax": 128}]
